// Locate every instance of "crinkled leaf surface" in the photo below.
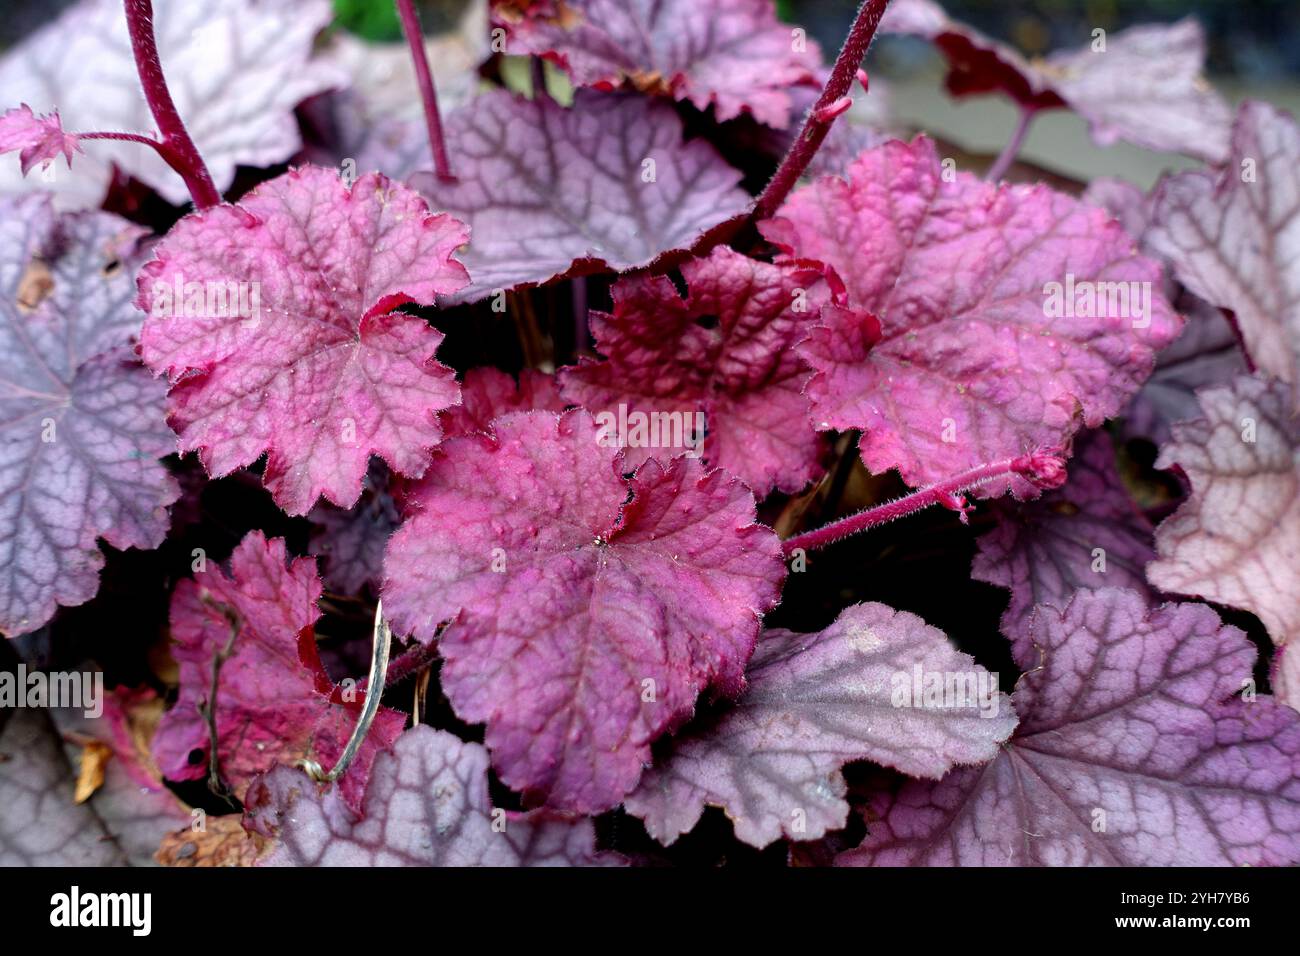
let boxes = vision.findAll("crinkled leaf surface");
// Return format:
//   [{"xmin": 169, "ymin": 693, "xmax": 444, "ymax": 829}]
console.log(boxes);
[
  {"xmin": 246, "ymin": 726, "xmax": 613, "ymax": 866},
  {"xmin": 0, "ymin": 194, "xmax": 178, "ymax": 636},
  {"xmin": 408, "ymin": 89, "xmax": 749, "ymax": 303},
  {"xmin": 761, "ymin": 136, "xmax": 1180, "ymax": 497},
  {"xmin": 383, "ymin": 409, "xmax": 785, "ymax": 813},
  {"xmin": 0, "ymin": 0, "xmax": 342, "ymax": 206},
  {"xmin": 491, "ymin": 0, "xmax": 820, "ymax": 128},
  {"xmin": 308, "ymin": 462, "xmax": 398, "ymax": 597},
  {"xmin": 841, "ymin": 588, "xmax": 1300, "ymax": 866},
  {"xmin": 559, "ymin": 247, "xmax": 824, "ymax": 497},
  {"xmin": 440, "ymin": 367, "xmax": 566, "ymax": 439},
  {"xmin": 973, "ymin": 431, "xmax": 1155, "ymax": 666},
  {"xmin": 138, "ymin": 166, "xmax": 469, "ymax": 516},
  {"xmin": 1148, "ymin": 376, "xmax": 1300, "ymax": 653},
  {"xmin": 1148, "ymin": 102, "xmax": 1300, "ymax": 395},
  {"xmin": 152, "ymin": 531, "xmax": 403, "ymax": 812},
  {"xmin": 625, "ymin": 602, "xmax": 1015, "ymax": 848},
  {"xmin": 0, "ymin": 105, "xmax": 80, "ymax": 176},
  {"xmin": 882, "ymin": 1, "xmax": 1230, "ymax": 161}
]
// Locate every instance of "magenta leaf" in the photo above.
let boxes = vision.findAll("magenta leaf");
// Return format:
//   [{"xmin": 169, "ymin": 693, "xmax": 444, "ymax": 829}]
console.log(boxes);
[
  {"xmin": 308, "ymin": 463, "xmax": 399, "ymax": 598},
  {"xmin": 491, "ymin": 0, "xmax": 821, "ymax": 128},
  {"xmin": 383, "ymin": 409, "xmax": 786, "ymax": 813},
  {"xmin": 761, "ymin": 135, "xmax": 1180, "ymax": 497},
  {"xmin": 152, "ymin": 531, "xmax": 404, "ymax": 812},
  {"xmin": 246, "ymin": 725, "xmax": 614, "ymax": 866},
  {"xmin": 0, "ymin": 105, "xmax": 81, "ymax": 176},
  {"xmin": 0, "ymin": 194, "xmax": 179, "ymax": 637},
  {"xmin": 1148, "ymin": 102, "xmax": 1300, "ymax": 396},
  {"xmin": 137, "ymin": 165, "xmax": 469, "ymax": 516},
  {"xmin": 407, "ymin": 89, "xmax": 750, "ymax": 303},
  {"xmin": 1148, "ymin": 375, "xmax": 1300, "ymax": 666},
  {"xmin": 972, "ymin": 431, "xmax": 1156, "ymax": 667},
  {"xmin": 0, "ymin": 0, "xmax": 342, "ymax": 207},
  {"xmin": 625, "ymin": 603, "xmax": 1015, "ymax": 848},
  {"xmin": 559, "ymin": 247, "xmax": 826, "ymax": 497},
  {"xmin": 841, "ymin": 588, "xmax": 1300, "ymax": 866},
  {"xmin": 882, "ymin": 1, "xmax": 1231, "ymax": 162},
  {"xmin": 439, "ymin": 367, "xmax": 567, "ymax": 440}
]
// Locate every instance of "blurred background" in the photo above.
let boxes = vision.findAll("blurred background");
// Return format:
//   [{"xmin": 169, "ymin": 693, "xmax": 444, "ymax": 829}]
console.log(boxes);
[{"xmin": 3, "ymin": 0, "xmax": 1295, "ymax": 188}]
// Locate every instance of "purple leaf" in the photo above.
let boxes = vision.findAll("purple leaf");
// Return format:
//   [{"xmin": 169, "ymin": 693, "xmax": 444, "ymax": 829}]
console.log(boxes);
[
  {"xmin": 308, "ymin": 463, "xmax": 399, "ymax": 598},
  {"xmin": 559, "ymin": 247, "xmax": 826, "ymax": 497},
  {"xmin": 1148, "ymin": 101, "xmax": 1300, "ymax": 398},
  {"xmin": 48, "ymin": 687, "xmax": 192, "ymax": 866},
  {"xmin": 491, "ymin": 0, "xmax": 821, "ymax": 128},
  {"xmin": 0, "ymin": 708, "xmax": 130, "ymax": 865},
  {"xmin": 841, "ymin": 588, "xmax": 1300, "ymax": 866},
  {"xmin": 761, "ymin": 135, "xmax": 1181, "ymax": 497},
  {"xmin": 1148, "ymin": 375, "xmax": 1300, "ymax": 666},
  {"xmin": 383, "ymin": 409, "xmax": 786, "ymax": 813},
  {"xmin": 408, "ymin": 89, "xmax": 750, "ymax": 303},
  {"xmin": 0, "ymin": 194, "xmax": 179, "ymax": 637},
  {"xmin": 137, "ymin": 166, "xmax": 469, "ymax": 516},
  {"xmin": 1, "ymin": 688, "xmax": 195, "ymax": 866},
  {"xmin": 152, "ymin": 531, "xmax": 404, "ymax": 813},
  {"xmin": 245, "ymin": 725, "xmax": 615, "ymax": 866},
  {"xmin": 972, "ymin": 430, "xmax": 1156, "ymax": 667},
  {"xmin": 0, "ymin": 0, "xmax": 342, "ymax": 206},
  {"xmin": 882, "ymin": 1, "xmax": 1230, "ymax": 161},
  {"xmin": 625, "ymin": 602, "xmax": 1016, "ymax": 848}
]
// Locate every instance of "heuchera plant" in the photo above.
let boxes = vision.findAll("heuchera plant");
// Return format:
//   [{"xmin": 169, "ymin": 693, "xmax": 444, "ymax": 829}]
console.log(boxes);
[{"xmin": 0, "ymin": 0, "xmax": 1297, "ymax": 869}]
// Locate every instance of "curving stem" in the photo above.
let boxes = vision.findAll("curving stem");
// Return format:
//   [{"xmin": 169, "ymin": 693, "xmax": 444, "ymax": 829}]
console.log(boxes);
[
  {"xmin": 984, "ymin": 106, "xmax": 1038, "ymax": 182},
  {"xmin": 395, "ymin": 0, "xmax": 455, "ymax": 182},
  {"xmin": 122, "ymin": 0, "xmax": 220, "ymax": 208},
  {"xmin": 753, "ymin": 0, "xmax": 893, "ymax": 221},
  {"xmin": 302, "ymin": 600, "xmax": 393, "ymax": 784}
]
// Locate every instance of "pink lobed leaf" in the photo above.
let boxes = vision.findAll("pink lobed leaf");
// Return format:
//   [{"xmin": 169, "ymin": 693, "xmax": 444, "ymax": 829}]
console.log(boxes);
[
  {"xmin": 972, "ymin": 430, "xmax": 1156, "ymax": 667},
  {"xmin": 490, "ymin": 0, "xmax": 821, "ymax": 128},
  {"xmin": 761, "ymin": 135, "xmax": 1181, "ymax": 497},
  {"xmin": 0, "ymin": 193, "xmax": 179, "ymax": 637},
  {"xmin": 1148, "ymin": 101, "xmax": 1300, "ymax": 398},
  {"xmin": 152, "ymin": 531, "xmax": 404, "ymax": 813},
  {"xmin": 625, "ymin": 602, "xmax": 1016, "ymax": 849},
  {"xmin": 1147, "ymin": 375, "xmax": 1300, "ymax": 662},
  {"xmin": 407, "ymin": 89, "xmax": 750, "ymax": 303},
  {"xmin": 246, "ymin": 725, "xmax": 615, "ymax": 866},
  {"xmin": 841, "ymin": 588, "xmax": 1300, "ymax": 866},
  {"xmin": 559, "ymin": 246, "xmax": 826, "ymax": 497},
  {"xmin": 382, "ymin": 409, "xmax": 786, "ymax": 813},
  {"xmin": 0, "ymin": 105, "xmax": 81, "ymax": 176},
  {"xmin": 137, "ymin": 165, "xmax": 469, "ymax": 516}
]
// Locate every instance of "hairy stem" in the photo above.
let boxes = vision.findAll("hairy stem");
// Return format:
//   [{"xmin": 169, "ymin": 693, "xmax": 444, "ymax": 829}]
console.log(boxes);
[
  {"xmin": 781, "ymin": 450, "xmax": 1065, "ymax": 555},
  {"xmin": 984, "ymin": 107, "xmax": 1037, "ymax": 182},
  {"xmin": 396, "ymin": 0, "xmax": 454, "ymax": 182},
  {"xmin": 123, "ymin": 0, "xmax": 220, "ymax": 208},
  {"xmin": 753, "ymin": 0, "xmax": 893, "ymax": 221}
]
